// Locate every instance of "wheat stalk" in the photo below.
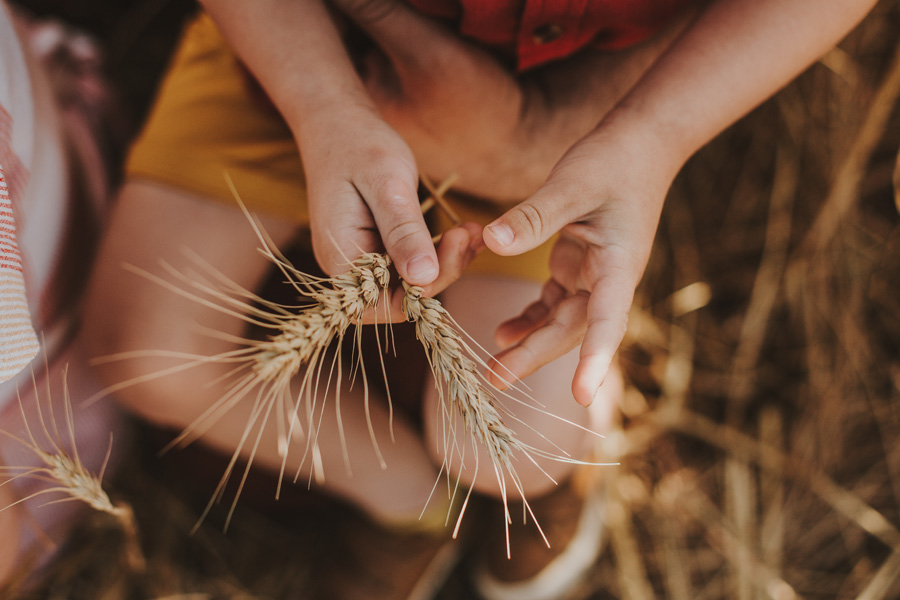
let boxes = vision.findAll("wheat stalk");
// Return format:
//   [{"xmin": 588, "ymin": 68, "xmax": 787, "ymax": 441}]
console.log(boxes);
[
  {"xmin": 187, "ymin": 242, "xmax": 591, "ymax": 548},
  {"xmin": 0, "ymin": 367, "xmax": 143, "ymax": 572},
  {"xmin": 97, "ymin": 180, "xmax": 602, "ymax": 540},
  {"xmin": 118, "ymin": 242, "xmax": 579, "ymax": 543},
  {"xmin": 400, "ymin": 281, "xmax": 580, "ymax": 553},
  {"xmin": 190, "ymin": 249, "xmax": 569, "ymax": 550},
  {"xmin": 94, "ymin": 224, "xmax": 397, "ymax": 529}
]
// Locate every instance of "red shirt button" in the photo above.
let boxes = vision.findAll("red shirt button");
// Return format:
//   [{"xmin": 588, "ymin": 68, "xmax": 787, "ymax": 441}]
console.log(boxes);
[{"xmin": 531, "ymin": 23, "xmax": 564, "ymax": 45}]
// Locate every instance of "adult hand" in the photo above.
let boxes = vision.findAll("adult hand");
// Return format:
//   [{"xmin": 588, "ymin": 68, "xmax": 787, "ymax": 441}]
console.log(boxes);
[
  {"xmin": 331, "ymin": 0, "xmax": 690, "ymax": 204},
  {"xmin": 331, "ymin": 0, "xmax": 563, "ymax": 202}
]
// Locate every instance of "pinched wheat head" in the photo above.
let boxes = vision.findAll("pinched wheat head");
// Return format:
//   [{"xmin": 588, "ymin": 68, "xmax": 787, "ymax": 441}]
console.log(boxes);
[
  {"xmin": 104, "ymin": 185, "xmax": 598, "ymax": 539},
  {"xmin": 113, "ymin": 245, "xmax": 396, "ymax": 529},
  {"xmin": 251, "ymin": 252, "xmax": 390, "ymax": 384},
  {"xmin": 401, "ymin": 282, "xmax": 584, "ymax": 550}
]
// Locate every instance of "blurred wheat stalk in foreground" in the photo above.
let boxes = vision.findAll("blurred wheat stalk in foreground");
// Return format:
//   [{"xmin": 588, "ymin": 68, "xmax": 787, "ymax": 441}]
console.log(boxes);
[
  {"xmin": 586, "ymin": 11, "xmax": 900, "ymax": 597},
  {"xmin": 0, "ymin": 368, "xmax": 144, "ymax": 573}
]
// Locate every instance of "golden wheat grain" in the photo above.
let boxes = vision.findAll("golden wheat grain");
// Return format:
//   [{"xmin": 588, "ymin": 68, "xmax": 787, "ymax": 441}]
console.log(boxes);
[
  {"xmin": 146, "ymin": 246, "xmax": 602, "ymax": 544},
  {"xmin": 243, "ymin": 251, "xmax": 395, "ymax": 483},
  {"xmin": 167, "ymin": 251, "xmax": 394, "ymax": 530},
  {"xmin": 0, "ymin": 368, "xmax": 144, "ymax": 572},
  {"xmin": 130, "ymin": 245, "xmax": 576, "ymax": 543},
  {"xmin": 400, "ymin": 281, "xmax": 577, "ymax": 553},
  {"xmin": 208, "ymin": 253, "xmax": 575, "ymax": 551},
  {"xmin": 99, "ymin": 180, "xmax": 602, "ymax": 539}
]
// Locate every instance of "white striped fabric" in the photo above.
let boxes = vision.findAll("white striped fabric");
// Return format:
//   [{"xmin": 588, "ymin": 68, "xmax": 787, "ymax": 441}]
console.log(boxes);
[{"xmin": 0, "ymin": 163, "xmax": 39, "ymax": 382}]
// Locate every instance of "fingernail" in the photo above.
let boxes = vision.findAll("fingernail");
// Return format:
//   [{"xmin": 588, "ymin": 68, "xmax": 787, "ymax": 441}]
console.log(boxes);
[
  {"xmin": 488, "ymin": 223, "xmax": 515, "ymax": 247},
  {"xmin": 406, "ymin": 254, "xmax": 438, "ymax": 283}
]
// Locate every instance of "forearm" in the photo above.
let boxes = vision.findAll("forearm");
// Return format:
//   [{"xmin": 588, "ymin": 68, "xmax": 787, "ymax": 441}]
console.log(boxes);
[
  {"xmin": 605, "ymin": 0, "xmax": 878, "ymax": 178},
  {"xmin": 199, "ymin": 0, "xmax": 373, "ymax": 135},
  {"xmin": 423, "ymin": 6, "xmax": 697, "ymax": 203},
  {"xmin": 199, "ymin": 0, "xmax": 443, "ymax": 285}
]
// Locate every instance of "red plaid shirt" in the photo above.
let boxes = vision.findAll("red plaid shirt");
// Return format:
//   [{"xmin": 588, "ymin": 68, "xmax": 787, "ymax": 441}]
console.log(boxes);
[{"xmin": 407, "ymin": 0, "xmax": 698, "ymax": 70}]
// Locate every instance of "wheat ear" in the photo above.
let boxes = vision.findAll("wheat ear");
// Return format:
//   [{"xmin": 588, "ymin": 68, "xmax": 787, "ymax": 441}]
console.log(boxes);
[
  {"xmin": 172, "ymin": 250, "xmax": 395, "ymax": 531},
  {"xmin": 401, "ymin": 282, "xmax": 561, "ymax": 554},
  {"xmin": 202, "ymin": 252, "xmax": 557, "ymax": 549},
  {"xmin": 125, "ymin": 246, "xmax": 598, "ymax": 540},
  {"xmin": 0, "ymin": 367, "xmax": 143, "ymax": 572},
  {"xmin": 97, "ymin": 180, "xmax": 601, "ymax": 538},
  {"xmin": 244, "ymin": 250, "xmax": 394, "ymax": 480},
  {"xmin": 89, "ymin": 208, "xmax": 396, "ymax": 530}
]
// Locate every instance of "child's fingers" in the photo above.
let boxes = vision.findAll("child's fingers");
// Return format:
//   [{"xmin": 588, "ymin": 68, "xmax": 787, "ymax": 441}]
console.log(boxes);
[
  {"xmin": 493, "ymin": 279, "xmax": 566, "ymax": 349},
  {"xmin": 487, "ymin": 206, "xmax": 647, "ymax": 404},
  {"xmin": 420, "ymin": 222, "xmax": 485, "ymax": 296},
  {"xmin": 365, "ymin": 222, "xmax": 483, "ymax": 324},
  {"xmin": 571, "ymin": 267, "xmax": 637, "ymax": 407},
  {"xmin": 485, "ymin": 292, "xmax": 588, "ymax": 391},
  {"xmin": 388, "ymin": 222, "xmax": 481, "ymax": 311},
  {"xmin": 486, "ymin": 263, "xmax": 636, "ymax": 406},
  {"xmin": 360, "ymin": 173, "xmax": 439, "ymax": 286},
  {"xmin": 483, "ymin": 178, "xmax": 589, "ymax": 258},
  {"xmin": 307, "ymin": 179, "xmax": 371, "ymax": 275},
  {"xmin": 310, "ymin": 213, "xmax": 380, "ymax": 278}
]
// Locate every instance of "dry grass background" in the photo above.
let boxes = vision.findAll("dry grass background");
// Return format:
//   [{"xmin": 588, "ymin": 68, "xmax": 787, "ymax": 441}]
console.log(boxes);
[{"xmin": 6, "ymin": 0, "xmax": 900, "ymax": 598}]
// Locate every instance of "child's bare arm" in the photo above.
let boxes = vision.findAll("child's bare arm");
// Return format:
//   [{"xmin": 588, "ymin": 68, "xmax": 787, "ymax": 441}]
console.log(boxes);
[
  {"xmin": 483, "ymin": 0, "xmax": 878, "ymax": 405},
  {"xmin": 199, "ymin": 0, "xmax": 440, "ymax": 285}
]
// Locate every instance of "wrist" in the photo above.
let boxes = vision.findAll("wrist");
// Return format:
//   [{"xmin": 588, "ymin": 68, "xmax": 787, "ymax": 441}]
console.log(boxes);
[
  {"xmin": 596, "ymin": 105, "xmax": 690, "ymax": 187},
  {"xmin": 289, "ymin": 99, "xmax": 388, "ymax": 169},
  {"xmin": 286, "ymin": 90, "xmax": 377, "ymax": 140}
]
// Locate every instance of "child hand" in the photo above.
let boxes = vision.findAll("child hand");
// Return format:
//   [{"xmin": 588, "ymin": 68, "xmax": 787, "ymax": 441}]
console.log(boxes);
[
  {"xmin": 296, "ymin": 103, "xmax": 440, "ymax": 287},
  {"xmin": 202, "ymin": 0, "xmax": 453, "ymax": 289},
  {"xmin": 483, "ymin": 120, "xmax": 680, "ymax": 407},
  {"xmin": 296, "ymin": 100, "xmax": 485, "ymax": 315}
]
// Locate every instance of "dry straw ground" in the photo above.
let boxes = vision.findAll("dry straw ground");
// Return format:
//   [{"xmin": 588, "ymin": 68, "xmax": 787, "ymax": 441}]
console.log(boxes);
[{"xmin": 6, "ymin": 0, "xmax": 900, "ymax": 598}]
